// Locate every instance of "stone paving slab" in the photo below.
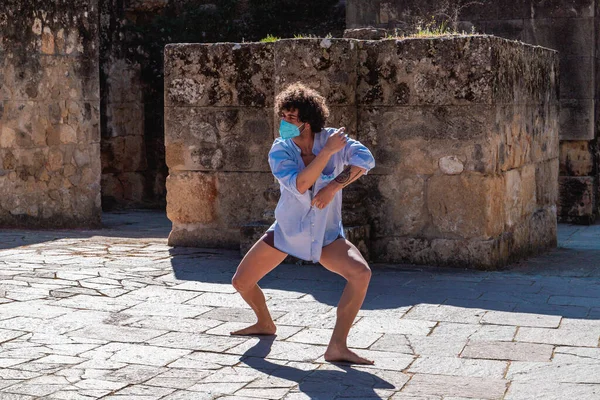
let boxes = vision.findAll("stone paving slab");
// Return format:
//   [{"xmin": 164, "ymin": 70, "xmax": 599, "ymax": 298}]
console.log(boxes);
[
  {"xmin": 515, "ymin": 326, "xmax": 600, "ymax": 347},
  {"xmin": 0, "ymin": 210, "xmax": 599, "ymax": 399},
  {"xmin": 461, "ymin": 341, "xmax": 554, "ymax": 362},
  {"xmin": 480, "ymin": 311, "xmax": 561, "ymax": 328},
  {"xmin": 407, "ymin": 355, "xmax": 507, "ymax": 379},
  {"xmin": 507, "ymin": 359, "xmax": 600, "ymax": 384},
  {"xmin": 400, "ymin": 374, "xmax": 508, "ymax": 399},
  {"xmin": 504, "ymin": 381, "xmax": 600, "ymax": 400}
]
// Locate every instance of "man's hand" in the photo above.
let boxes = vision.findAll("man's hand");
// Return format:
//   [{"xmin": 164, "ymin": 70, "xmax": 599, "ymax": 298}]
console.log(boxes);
[
  {"xmin": 322, "ymin": 127, "xmax": 348, "ymax": 156},
  {"xmin": 311, "ymin": 184, "xmax": 338, "ymax": 210}
]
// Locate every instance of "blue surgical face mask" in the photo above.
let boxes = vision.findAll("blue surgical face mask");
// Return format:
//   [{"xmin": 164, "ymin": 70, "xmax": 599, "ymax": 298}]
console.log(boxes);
[{"xmin": 279, "ymin": 119, "xmax": 305, "ymax": 140}]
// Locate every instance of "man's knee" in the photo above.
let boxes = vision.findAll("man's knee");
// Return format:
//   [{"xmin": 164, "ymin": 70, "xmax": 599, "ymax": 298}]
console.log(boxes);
[
  {"xmin": 348, "ymin": 263, "xmax": 371, "ymax": 283},
  {"xmin": 231, "ymin": 275, "xmax": 245, "ymax": 293},
  {"xmin": 232, "ymin": 274, "xmax": 254, "ymax": 293}
]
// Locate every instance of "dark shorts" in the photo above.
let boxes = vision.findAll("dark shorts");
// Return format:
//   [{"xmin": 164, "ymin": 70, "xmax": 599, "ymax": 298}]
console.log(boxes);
[
  {"xmin": 261, "ymin": 230, "xmax": 344, "ymax": 251},
  {"xmin": 261, "ymin": 230, "xmax": 277, "ymax": 248}
]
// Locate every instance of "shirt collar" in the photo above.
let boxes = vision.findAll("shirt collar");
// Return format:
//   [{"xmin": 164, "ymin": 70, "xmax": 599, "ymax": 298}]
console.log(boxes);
[{"xmin": 288, "ymin": 130, "xmax": 323, "ymax": 155}]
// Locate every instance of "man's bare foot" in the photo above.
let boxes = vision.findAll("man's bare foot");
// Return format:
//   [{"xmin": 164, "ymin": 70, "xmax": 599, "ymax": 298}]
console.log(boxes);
[
  {"xmin": 324, "ymin": 345, "xmax": 374, "ymax": 365},
  {"xmin": 230, "ymin": 322, "xmax": 276, "ymax": 336}
]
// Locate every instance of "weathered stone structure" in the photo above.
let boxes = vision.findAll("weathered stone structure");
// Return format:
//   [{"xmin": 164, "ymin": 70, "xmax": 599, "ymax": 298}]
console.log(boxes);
[
  {"xmin": 359, "ymin": 37, "xmax": 559, "ymax": 268},
  {"xmin": 0, "ymin": 0, "xmax": 101, "ymax": 228},
  {"xmin": 164, "ymin": 36, "xmax": 559, "ymax": 269},
  {"xmin": 346, "ymin": 0, "xmax": 599, "ymax": 223}
]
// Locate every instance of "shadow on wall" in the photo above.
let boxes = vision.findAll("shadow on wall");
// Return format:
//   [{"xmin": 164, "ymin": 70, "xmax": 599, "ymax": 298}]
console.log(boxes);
[{"xmin": 239, "ymin": 337, "xmax": 395, "ymax": 397}]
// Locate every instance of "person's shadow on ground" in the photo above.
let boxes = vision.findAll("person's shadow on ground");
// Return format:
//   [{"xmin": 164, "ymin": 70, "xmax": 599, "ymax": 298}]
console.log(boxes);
[
  {"xmin": 240, "ymin": 336, "xmax": 396, "ymax": 399},
  {"xmin": 168, "ymin": 244, "xmax": 600, "ymax": 320}
]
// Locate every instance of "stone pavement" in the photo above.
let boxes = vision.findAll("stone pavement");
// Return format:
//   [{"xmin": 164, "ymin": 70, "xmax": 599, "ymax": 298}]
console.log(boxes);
[{"xmin": 0, "ymin": 210, "xmax": 599, "ymax": 400}]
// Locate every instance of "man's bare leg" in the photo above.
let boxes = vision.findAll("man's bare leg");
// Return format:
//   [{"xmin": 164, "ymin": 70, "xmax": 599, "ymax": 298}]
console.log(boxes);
[
  {"xmin": 231, "ymin": 239, "xmax": 288, "ymax": 335},
  {"xmin": 319, "ymin": 238, "xmax": 373, "ymax": 364}
]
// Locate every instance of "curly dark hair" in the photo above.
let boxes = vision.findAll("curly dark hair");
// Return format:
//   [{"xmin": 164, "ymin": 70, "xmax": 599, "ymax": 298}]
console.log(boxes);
[{"xmin": 274, "ymin": 82, "xmax": 330, "ymax": 132}]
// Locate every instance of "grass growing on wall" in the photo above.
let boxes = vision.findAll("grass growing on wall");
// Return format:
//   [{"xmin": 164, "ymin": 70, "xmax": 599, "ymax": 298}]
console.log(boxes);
[
  {"xmin": 387, "ymin": 1, "xmax": 487, "ymax": 39},
  {"xmin": 260, "ymin": 33, "xmax": 333, "ymax": 42},
  {"xmin": 387, "ymin": 17, "xmax": 477, "ymax": 39},
  {"xmin": 259, "ymin": 34, "xmax": 281, "ymax": 42},
  {"xmin": 293, "ymin": 33, "xmax": 333, "ymax": 39}
]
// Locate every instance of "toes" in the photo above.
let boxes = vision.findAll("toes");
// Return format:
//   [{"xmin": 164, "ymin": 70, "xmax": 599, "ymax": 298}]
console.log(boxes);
[
  {"xmin": 230, "ymin": 326, "xmax": 256, "ymax": 336},
  {"xmin": 324, "ymin": 349, "xmax": 374, "ymax": 365},
  {"xmin": 230, "ymin": 324, "xmax": 276, "ymax": 336}
]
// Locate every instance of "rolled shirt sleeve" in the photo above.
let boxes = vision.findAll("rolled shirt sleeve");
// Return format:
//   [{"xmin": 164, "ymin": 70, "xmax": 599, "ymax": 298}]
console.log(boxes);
[
  {"xmin": 268, "ymin": 139, "xmax": 303, "ymax": 197},
  {"xmin": 342, "ymin": 137, "xmax": 376, "ymax": 174}
]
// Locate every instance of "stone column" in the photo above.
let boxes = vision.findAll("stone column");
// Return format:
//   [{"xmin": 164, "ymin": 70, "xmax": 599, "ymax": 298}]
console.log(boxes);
[
  {"xmin": 595, "ymin": 5, "xmax": 600, "ymax": 219},
  {"xmin": 0, "ymin": 0, "xmax": 101, "ymax": 228},
  {"xmin": 99, "ymin": 0, "xmax": 171, "ymax": 211},
  {"xmin": 520, "ymin": 2, "xmax": 596, "ymax": 224},
  {"xmin": 99, "ymin": 0, "xmax": 148, "ymax": 209},
  {"xmin": 164, "ymin": 43, "xmax": 275, "ymax": 248}
]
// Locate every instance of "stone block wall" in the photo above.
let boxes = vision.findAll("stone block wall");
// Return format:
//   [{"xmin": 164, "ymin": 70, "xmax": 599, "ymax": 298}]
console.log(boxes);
[
  {"xmin": 164, "ymin": 39, "xmax": 364, "ymax": 249},
  {"xmin": 346, "ymin": 0, "xmax": 598, "ymax": 223},
  {"xmin": 359, "ymin": 37, "xmax": 559, "ymax": 268},
  {"xmin": 164, "ymin": 43, "xmax": 275, "ymax": 247},
  {"xmin": 165, "ymin": 36, "xmax": 559, "ymax": 269},
  {"xmin": 0, "ymin": 0, "xmax": 101, "ymax": 228}
]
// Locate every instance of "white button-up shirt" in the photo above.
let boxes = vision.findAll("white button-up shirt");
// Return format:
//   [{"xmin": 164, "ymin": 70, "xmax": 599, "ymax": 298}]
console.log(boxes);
[{"xmin": 267, "ymin": 128, "xmax": 375, "ymax": 262}]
